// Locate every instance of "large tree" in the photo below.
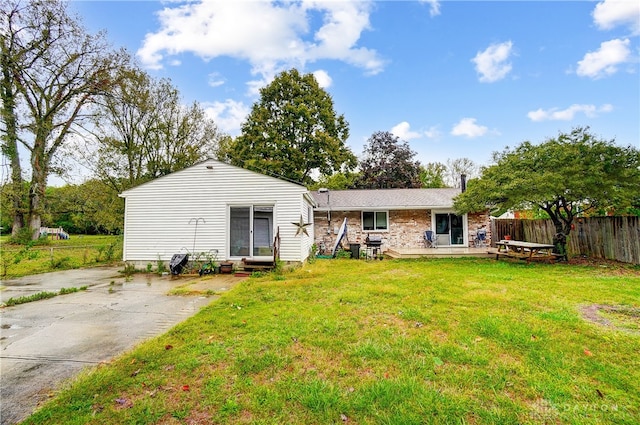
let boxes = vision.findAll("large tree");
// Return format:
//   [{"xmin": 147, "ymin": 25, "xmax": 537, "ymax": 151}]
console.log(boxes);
[
  {"xmin": 224, "ymin": 69, "xmax": 356, "ymax": 184},
  {"xmin": 453, "ymin": 127, "xmax": 640, "ymax": 256},
  {"xmin": 356, "ymin": 131, "xmax": 422, "ymax": 189},
  {"xmin": 419, "ymin": 162, "xmax": 448, "ymax": 188},
  {"xmin": 0, "ymin": 3, "xmax": 24, "ymax": 236},
  {"xmin": 44, "ymin": 180, "xmax": 122, "ymax": 234},
  {"xmin": 445, "ymin": 157, "xmax": 478, "ymax": 188},
  {"xmin": 76, "ymin": 67, "xmax": 221, "ymax": 193},
  {"xmin": 308, "ymin": 171, "xmax": 360, "ymax": 191},
  {"xmin": 1, "ymin": 0, "xmax": 125, "ymax": 239}
]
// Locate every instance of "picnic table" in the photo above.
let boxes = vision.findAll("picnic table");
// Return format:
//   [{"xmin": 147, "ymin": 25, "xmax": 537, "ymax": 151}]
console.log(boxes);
[{"xmin": 493, "ymin": 240, "xmax": 559, "ymax": 263}]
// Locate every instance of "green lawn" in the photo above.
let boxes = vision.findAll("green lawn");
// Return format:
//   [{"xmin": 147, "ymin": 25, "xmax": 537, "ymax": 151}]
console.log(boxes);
[
  {"xmin": 0, "ymin": 235, "xmax": 122, "ymax": 278},
  {"xmin": 21, "ymin": 258, "xmax": 640, "ymax": 424}
]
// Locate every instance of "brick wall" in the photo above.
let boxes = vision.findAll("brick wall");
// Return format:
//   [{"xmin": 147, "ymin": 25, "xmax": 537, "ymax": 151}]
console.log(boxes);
[
  {"xmin": 314, "ymin": 209, "xmax": 491, "ymax": 253},
  {"xmin": 468, "ymin": 211, "xmax": 492, "ymax": 245}
]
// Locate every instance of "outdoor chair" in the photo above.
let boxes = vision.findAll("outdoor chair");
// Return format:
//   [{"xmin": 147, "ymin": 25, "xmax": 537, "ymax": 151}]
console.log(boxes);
[
  {"xmin": 424, "ymin": 230, "xmax": 437, "ymax": 248},
  {"xmin": 475, "ymin": 229, "xmax": 487, "ymax": 248}
]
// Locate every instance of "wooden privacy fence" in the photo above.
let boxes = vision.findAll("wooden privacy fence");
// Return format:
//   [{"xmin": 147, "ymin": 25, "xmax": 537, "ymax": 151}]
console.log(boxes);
[{"xmin": 491, "ymin": 217, "xmax": 640, "ymax": 264}]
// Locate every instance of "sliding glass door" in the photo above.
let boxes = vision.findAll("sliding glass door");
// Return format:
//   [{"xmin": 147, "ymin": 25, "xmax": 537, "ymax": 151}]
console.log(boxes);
[
  {"xmin": 230, "ymin": 206, "xmax": 274, "ymax": 258},
  {"xmin": 434, "ymin": 213, "xmax": 465, "ymax": 246}
]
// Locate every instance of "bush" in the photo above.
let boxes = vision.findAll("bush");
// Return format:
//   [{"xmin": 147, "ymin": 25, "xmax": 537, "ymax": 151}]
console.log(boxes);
[
  {"xmin": 121, "ymin": 262, "xmax": 137, "ymax": 277},
  {"xmin": 51, "ymin": 256, "xmax": 71, "ymax": 269},
  {"xmin": 10, "ymin": 227, "xmax": 50, "ymax": 246},
  {"xmin": 157, "ymin": 258, "xmax": 166, "ymax": 275}
]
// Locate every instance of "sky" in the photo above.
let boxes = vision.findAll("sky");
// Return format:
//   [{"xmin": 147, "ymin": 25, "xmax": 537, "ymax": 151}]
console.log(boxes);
[{"xmin": 70, "ymin": 0, "xmax": 639, "ymax": 176}]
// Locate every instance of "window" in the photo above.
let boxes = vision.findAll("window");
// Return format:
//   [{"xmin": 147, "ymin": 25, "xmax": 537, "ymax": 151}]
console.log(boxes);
[{"xmin": 362, "ymin": 211, "xmax": 388, "ymax": 231}]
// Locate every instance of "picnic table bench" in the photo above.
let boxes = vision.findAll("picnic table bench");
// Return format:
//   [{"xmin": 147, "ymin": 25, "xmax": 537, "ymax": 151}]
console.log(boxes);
[{"xmin": 491, "ymin": 240, "xmax": 560, "ymax": 263}]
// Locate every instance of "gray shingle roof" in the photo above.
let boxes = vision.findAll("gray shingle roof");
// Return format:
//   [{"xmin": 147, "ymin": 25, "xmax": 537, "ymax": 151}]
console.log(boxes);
[{"xmin": 311, "ymin": 188, "xmax": 461, "ymax": 210}]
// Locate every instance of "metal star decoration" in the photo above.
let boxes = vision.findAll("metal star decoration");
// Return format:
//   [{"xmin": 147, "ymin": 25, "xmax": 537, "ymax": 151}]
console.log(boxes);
[{"xmin": 292, "ymin": 215, "xmax": 312, "ymax": 236}]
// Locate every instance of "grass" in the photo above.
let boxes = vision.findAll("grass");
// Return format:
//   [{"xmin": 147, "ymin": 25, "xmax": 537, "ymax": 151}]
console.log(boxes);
[
  {"xmin": 0, "ymin": 235, "xmax": 122, "ymax": 278},
  {"xmin": 20, "ymin": 258, "xmax": 640, "ymax": 424},
  {"xmin": 3, "ymin": 286, "xmax": 88, "ymax": 307}
]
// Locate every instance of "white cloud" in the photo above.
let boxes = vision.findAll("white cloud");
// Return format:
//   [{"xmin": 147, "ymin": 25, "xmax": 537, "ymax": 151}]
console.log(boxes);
[
  {"xmin": 390, "ymin": 122, "xmax": 443, "ymax": 140},
  {"xmin": 203, "ymin": 99, "xmax": 250, "ymax": 136},
  {"xmin": 471, "ymin": 41, "xmax": 514, "ymax": 83},
  {"xmin": 246, "ymin": 75, "xmax": 273, "ymax": 98},
  {"xmin": 208, "ymin": 72, "xmax": 225, "ymax": 88},
  {"xmin": 419, "ymin": 0, "xmax": 441, "ymax": 17},
  {"xmin": 312, "ymin": 69, "xmax": 332, "ymax": 88},
  {"xmin": 424, "ymin": 126, "xmax": 441, "ymax": 139},
  {"xmin": 527, "ymin": 104, "xmax": 614, "ymax": 121},
  {"xmin": 593, "ymin": 0, "xmax": 640, "ymax": 35},
  {"xmin": 450, "ymin": 118, "xmax": 488, "ymax": 138},
  {"xmin": 137, "ymin": 0, "xmax": 384, "ymax": 86},
  {"xmin": 576, "ymin": 38, "xmax": 631, "ymax": 78},
  {"xmin": 391, "ymin": 121, "xmax": 422, "ymax": 140}
]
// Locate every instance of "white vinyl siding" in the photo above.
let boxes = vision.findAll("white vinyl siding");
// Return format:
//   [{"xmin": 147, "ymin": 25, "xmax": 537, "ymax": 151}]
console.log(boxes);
[{"xmin": 120, "ymin": 160, "xmax": 312, "ymax": 262}]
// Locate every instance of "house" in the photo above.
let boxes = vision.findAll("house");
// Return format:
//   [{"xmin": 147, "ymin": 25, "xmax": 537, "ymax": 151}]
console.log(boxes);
[
  {"xmin": 119, "ymin": 159, "xmax": 315, "ymax": 266},
  {"xmin": 311, "ymin": 188, "xmax": 490, "ymax": 255}
]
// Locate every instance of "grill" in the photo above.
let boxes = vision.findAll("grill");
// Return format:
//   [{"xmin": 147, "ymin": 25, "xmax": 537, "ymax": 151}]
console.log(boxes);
[
  {"xmin": 365, "ymin": 235, "xmax": 383, "ymax": 260},
  {"xmin": 365, "ymin": 235, "xmax": 383, "ymax": 247}
]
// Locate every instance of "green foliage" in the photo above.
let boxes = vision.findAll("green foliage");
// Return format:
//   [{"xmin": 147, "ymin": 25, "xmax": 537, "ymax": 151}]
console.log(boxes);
[
  {"xmin": 307, "ymin": 171, "xmax": 360, "ymax": 191},
  {"xmin": 272, "ymin": 258, "xmax": 285, "ymax": 275},
  {"xmin": 356, "ymin": 131, "xmax": 422, "ymax": 189},
  {"xmin": 121, "ymin": 262, "xmax": 137, "ymax": 277},
  {"xmin": 156, "ymin": 258, "xmax": 166, "ymax": 275},
  {"xmin": 224, "ymin": 69, "xmax": 356, "ymax": 184},
  {"xmin": 59, "ymin": 286, "xmax": 86, "ymax": 295},
  {"xmin": 3, "ymin": 286, "xmax": 87, "ymax": 307},
  {"xmin": 455, "ymin": 127, "xmax": 640, "ymax": 241},
  {"xmin": 50, "ymin": 256, "xmax": 71, "ymax": 269},
  {"xmin": 419, "ymin": 162, "xmax": 448, "ymax": 188},
  {"xmin": 84, "ymin": 67, "xmax": 223, "ymax": 194},
  {"xmin": 94, "ymin": 238, "xmax": 120, "ymax": 263},
  {"xmin": 3, "ymin": 291, "xmax": 57, "ymax": 306},
  {"xmin": 2, "ymin": 0, "xmax": 128, "ymax": 241},
  {"xmin": 43, "ymin": 181, "xmax": 124, "ymax": 234},
  {"xmin": 0, "ymin": 235, "xmax": 122, "ymax": 278},
  {"xmin": 9, "ymin": 227, "xmax": 40, "ymax": 245},
  {"xmin": 308, "ymin": 244, "xmax": 317, "ymax": 263}
]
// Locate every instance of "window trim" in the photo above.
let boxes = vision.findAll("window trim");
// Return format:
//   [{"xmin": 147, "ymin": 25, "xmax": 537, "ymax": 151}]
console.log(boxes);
[
  {"xmin": 430, "ymin": 209, "xmax": 468, "ymax": 246},
  {"xmin": 361, "ymin": 210, "xmax": 389, "ymax": 232},
  {"xmin": 228, "ymin": 204, "xmax": 275, "ymax": 259}
]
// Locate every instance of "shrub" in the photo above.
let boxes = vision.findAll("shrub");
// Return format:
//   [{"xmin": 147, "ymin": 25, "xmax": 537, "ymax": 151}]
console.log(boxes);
[
  {"xmin": 4, "ymin": 291, "xmax": 57, "ymax": 306},
  {"xmin": 121, "ymin": 262, "xmax": 136, "ymax": 277},
  {"xmin": 51, "ymin": 256, "xmax": 71, "ymax": 269}
]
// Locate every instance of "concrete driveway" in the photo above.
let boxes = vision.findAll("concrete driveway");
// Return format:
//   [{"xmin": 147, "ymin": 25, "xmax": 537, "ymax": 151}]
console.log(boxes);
[{"xmin": 0, "ymin": 267, "xmax": 245, "ymax": 425}]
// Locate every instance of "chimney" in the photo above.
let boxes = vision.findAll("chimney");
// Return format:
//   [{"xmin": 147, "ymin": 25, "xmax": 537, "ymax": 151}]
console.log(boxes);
[{"xmin": 461, "ymin": 174, "xmax": 467, "ymax": 192}]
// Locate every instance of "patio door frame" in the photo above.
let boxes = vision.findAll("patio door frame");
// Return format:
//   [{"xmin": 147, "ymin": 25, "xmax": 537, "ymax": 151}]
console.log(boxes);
[
  {"xmin": 229, "ymin": 205, "xmax": 275, "ymax": 260},
  {"xmin": 431, "ymin": 210, "xmax": 468, "ymax": 247}
]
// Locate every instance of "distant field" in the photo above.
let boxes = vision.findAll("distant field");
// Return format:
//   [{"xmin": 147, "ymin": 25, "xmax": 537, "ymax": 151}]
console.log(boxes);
[{"xmin": 0, "ymin": 235, "xmax": 123, "ymax": 278}]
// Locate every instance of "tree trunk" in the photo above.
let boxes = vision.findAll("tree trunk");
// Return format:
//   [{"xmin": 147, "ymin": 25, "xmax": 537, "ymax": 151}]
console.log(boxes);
[
  {"xmin": 28, "ymin": 144, "xmax": 48, "ymax": 240},
  {"xmin": 551, "ymin": 219, "xmax": 571, "ymax": 261}
]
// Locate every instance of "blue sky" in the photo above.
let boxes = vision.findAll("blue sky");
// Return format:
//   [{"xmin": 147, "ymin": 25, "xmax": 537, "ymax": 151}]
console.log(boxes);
[{"xmin": 71, "ymin": 0, "xmax": 640, "ymax": 172}]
